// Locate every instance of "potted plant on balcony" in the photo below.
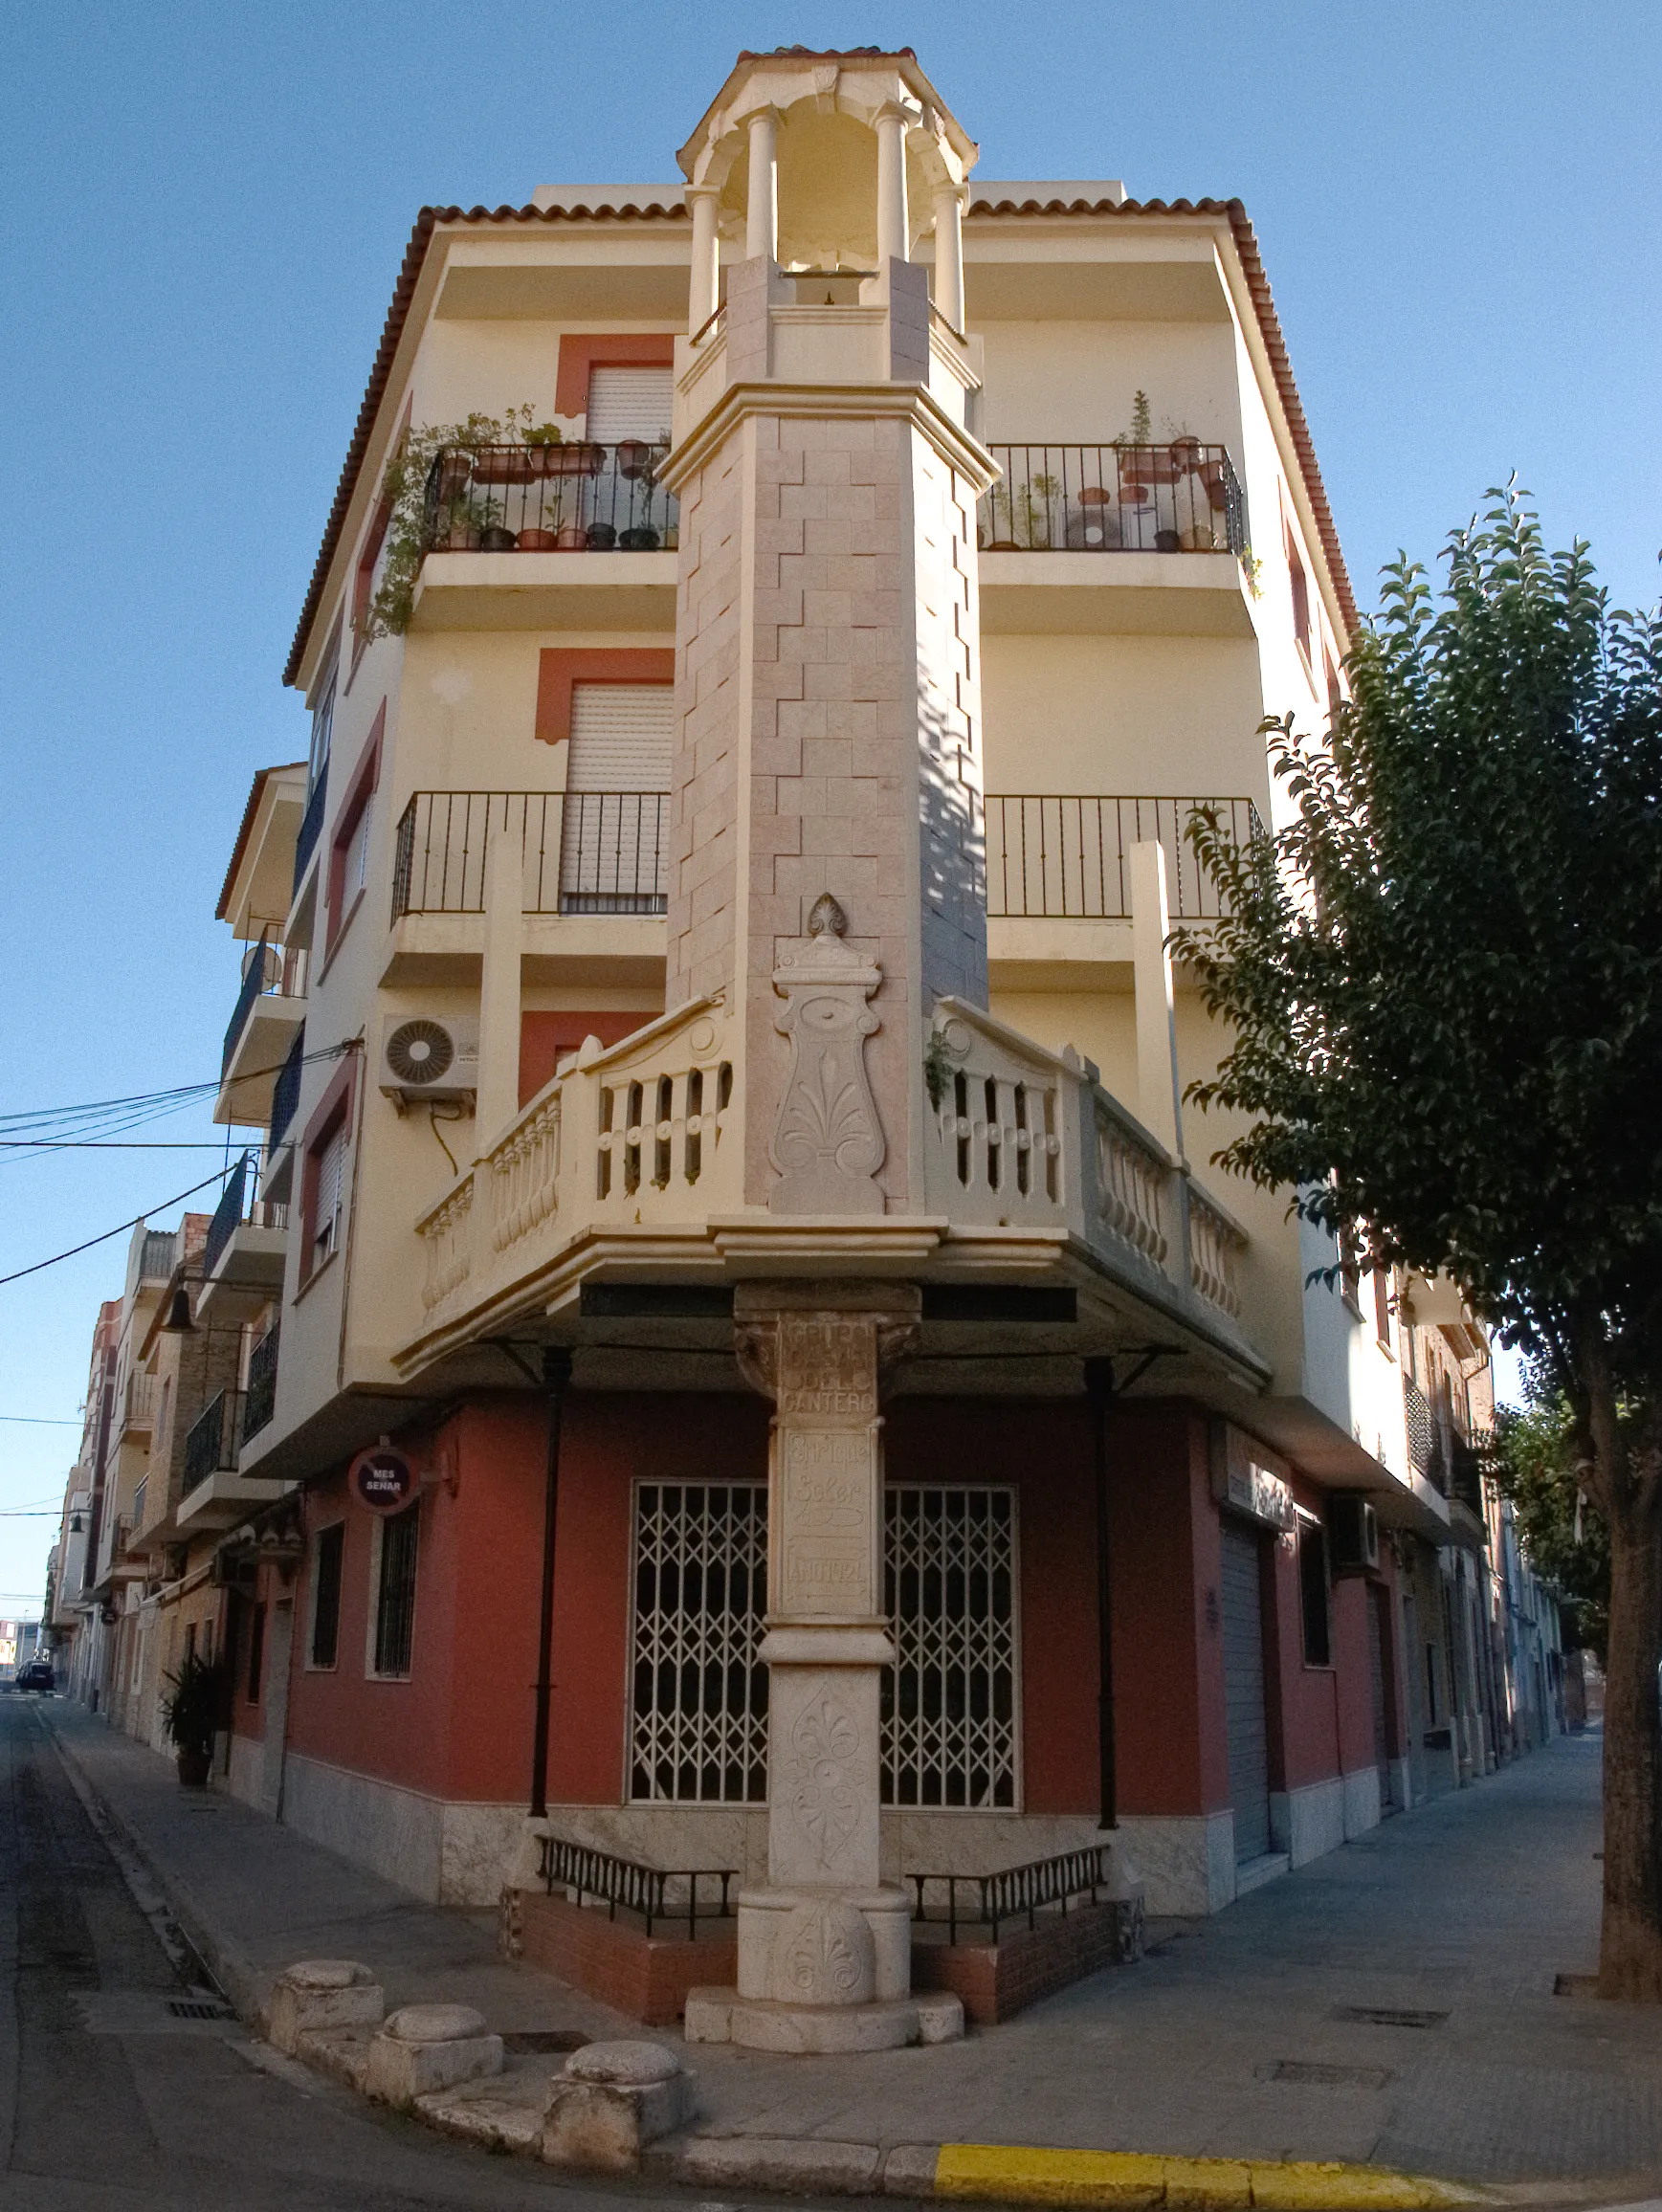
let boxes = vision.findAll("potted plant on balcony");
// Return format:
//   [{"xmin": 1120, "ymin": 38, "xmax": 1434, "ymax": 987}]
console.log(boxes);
[{"xmin": 160, "ymin": 1651, "xmax": 225, "ymax": 1788}]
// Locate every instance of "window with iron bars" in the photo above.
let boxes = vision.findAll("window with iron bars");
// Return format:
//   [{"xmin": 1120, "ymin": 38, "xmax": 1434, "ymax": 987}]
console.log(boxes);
[{"xmin": 627, "ymin": 1480, "xmax": 1020, "ymax": 1809}]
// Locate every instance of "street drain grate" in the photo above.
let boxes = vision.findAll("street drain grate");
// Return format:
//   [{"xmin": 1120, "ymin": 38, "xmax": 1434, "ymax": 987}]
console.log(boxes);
[
  {"xmin": 1260, "ymin": 2059, "xmax": 1392, "ymax": 2089},
  {"xmin": 167, "ymin": 1999, "xmax": 233, "ymax": 2021},
  {"xmin": 502, "ymin": 2029, "xmax": 589, "ymax": 2054},
  {"xmin": 1330, "ymin": 2004, "xmax": 1448, "ymax": 2029},
  {"xmin": 1554, "ymin": 1973, "xmax": 1599, "ymax": 1998}
]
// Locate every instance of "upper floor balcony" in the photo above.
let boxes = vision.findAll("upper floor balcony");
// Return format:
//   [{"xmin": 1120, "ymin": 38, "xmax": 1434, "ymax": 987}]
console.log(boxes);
[
  {"xmin": 410, "ymin": 442, "xmax": 678, "ymax": 632},
  {"xmin": 977, "ymin": 443, "xmax": 1254, "ymax": 636},
  {"xmin": 216, "ymin": 933, "xmax": 307, "ymax": 1128},
  {"xmin": 177, "ymin": 1386, "xmax": 288, "ymax": 1532},
  {"xmin": 196, "ymin": 1151, "xmax": 288, "ymax": 1322},
  {"xmin": 385, "ymin": 789, "xmax": 669, "ymax": 988}
]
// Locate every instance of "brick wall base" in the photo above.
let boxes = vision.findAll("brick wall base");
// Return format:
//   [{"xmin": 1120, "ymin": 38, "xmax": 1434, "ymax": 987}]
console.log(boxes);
[
  {"xmin": 515, "ymin": 1889, "xmax": 737, "ymax": 2024},
  {"xmin": 911, "ymin": 1900, "xmax": 1135, "ymax": 2024}
]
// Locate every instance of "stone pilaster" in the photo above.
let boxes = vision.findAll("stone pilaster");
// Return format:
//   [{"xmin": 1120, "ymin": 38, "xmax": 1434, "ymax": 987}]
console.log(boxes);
[{"xmin": 702, "ymin": 1280, "xmax": 943, "ymax": 2052}]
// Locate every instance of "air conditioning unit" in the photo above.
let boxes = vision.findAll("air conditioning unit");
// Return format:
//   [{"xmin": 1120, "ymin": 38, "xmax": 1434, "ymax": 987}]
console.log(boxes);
[
  {"xmin": 379, "ymin": 1015, "xmax": 479, "ymax": 1105},
  {"xmin": 1328, "ymin": 1493, "xmax": 1381, "ymax": 1576}
]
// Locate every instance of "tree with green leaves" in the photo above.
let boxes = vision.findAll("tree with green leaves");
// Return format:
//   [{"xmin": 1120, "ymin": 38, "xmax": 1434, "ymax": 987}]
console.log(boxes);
[
  {"xmin": 1492, "ymin": 1369, "xmax": 1610, "ymax": 1664},
  {"xmin": 1174, "ymin": 490, "xmax": 1662, "ymax": 1999}
]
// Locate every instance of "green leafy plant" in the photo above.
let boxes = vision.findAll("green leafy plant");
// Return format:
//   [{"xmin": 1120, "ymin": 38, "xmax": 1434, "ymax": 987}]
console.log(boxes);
[
  {"xmin": 1490, "ymin": 1365, "xmax": 1611, "ymax": 1662},
  {"xmin": 923, "ymin": 1029, "xmax": 957, "ymax": 1111},
  {"xmin": 367, "ymin": 404, "xmax": 551, "ymax": 638},
  {"xmin": 1170, "ymin": 485, "xmax": 1662, "ymax": 1998},
  {"xmin": 1115, "ymin": 389, "xmax": 1153, "ymax": 449},
  {"xmin": 159, "ymin": 1650, "xmax": 226, "ymax": 1759},
  {"xmin": 1238, "ymin": 545, "xmax": 1264, "ymax": 598}
]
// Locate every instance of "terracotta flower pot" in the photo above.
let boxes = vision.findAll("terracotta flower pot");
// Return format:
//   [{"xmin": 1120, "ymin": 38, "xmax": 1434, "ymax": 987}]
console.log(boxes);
[
  {"xmin": 523, "ymin": 444, "xmax": 570, "ymax": 478},
  {"xmin": 614, "ymin": 438, "xmax": 655, "ymax": 480},
  {"xmin": 517, "ymin": 527, "xmax": 560, "ymax": 552},
  {"xmin": 471, "ymin": 451, "xmax": 535, "ymax": 484},
  {"xmin": 554, "ymin": 525, "xmax": 589, "ymax": 551},
  {"xmin": 1077, "ymin": 484, "xmax": 1116, "ymax": 507},
  {"xmin": 176, "ymin": 1749, "xmax": 211, "ymax": 1788},
  {"xmin": 442, "ymin": 522, "xmax": 483, "ymax": 551}
]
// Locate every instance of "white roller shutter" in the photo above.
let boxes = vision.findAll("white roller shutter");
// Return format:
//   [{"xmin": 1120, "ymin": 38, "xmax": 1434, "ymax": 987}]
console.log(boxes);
[
  {"xmin": 561, "ymin": 684, "xmax": 674, "ymax": 913},
  {"xmin": 586, "ymin": 366, "xmax": 674, "ymax": 444}
]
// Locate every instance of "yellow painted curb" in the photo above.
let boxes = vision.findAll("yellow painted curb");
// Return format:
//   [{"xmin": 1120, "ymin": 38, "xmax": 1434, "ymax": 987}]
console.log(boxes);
[{"xmin": 933, "ymin": 2141, "xmax": 1479, "ymax": 2211}]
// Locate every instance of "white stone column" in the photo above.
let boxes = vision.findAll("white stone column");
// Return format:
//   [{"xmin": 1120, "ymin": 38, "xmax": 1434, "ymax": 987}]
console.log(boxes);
[
  {"xmin": 475, "ymin": 796, "xmax": 524, "ymax": 1147},
  {"xmin": 687, "ymin": 183, "xmax": 721, "ymax": 330},
  {"xmin": 745, "ymin": 108, "xmax": 778, "ymax": 263},
  {"xmin": 714, "ymin": 1281, "xmax": 940, "ymax": 2054},
  {"xmin": 875, "ymin": 105, "xmax": 911, "ymax": 265},
  {"xmin": 1130, "ymin": 838, "xmax": 1184, "ymax": 1160},
  {"xmin": 932, "ymin": 183, "xmax": 965, "ymax": 331}
]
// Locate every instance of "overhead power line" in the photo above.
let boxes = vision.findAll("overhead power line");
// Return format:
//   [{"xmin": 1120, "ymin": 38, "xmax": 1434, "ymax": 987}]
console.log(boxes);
[
  {"xmin": 0, "ymin": 1141, "xmax": 237, "ymax": 1152},
  {"xmin": 0, "ymin": 1166, "xmax": 234, "ymax": 1291},
  {"xmin": 0, "ymin": 1417, "xmax": 80, "ymax": 1427},
  {"xmin": 0, "ymin": 1045, "xmax": 349, "ymax": 1144}
]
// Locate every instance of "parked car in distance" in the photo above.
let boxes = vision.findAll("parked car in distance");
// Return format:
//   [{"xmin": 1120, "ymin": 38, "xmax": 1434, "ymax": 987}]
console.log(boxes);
[{"xmin": 14, "ymin": 1660, "xmax": 54, "ymax": 1692}]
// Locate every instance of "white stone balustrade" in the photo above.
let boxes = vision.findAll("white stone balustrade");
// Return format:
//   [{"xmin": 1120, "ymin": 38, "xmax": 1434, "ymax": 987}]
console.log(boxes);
[
  {"xmin": 491, "ymin": 1092, "xmax": 562, "ymax": 1253},
  {"xmin": 417, "ymin": 1178, "xmax": 475, "ymax": 1314},
  {"xmin": 1186, "ymin": 1178, "xmax": 1250, "ymax": 1321}
]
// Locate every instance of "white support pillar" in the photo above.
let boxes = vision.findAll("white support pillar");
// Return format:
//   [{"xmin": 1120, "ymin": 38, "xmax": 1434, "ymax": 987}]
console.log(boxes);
[
  {"xmin": 745, "ymin": 108, "xmax": 778, "ymax": 263},
  {"xmin": 875, "ymin": 105, "xmax": 910, "ymax": 265},
  {"xmin": 476, "ymin": 796, "xmax": 524, "ymax": 1148},
  {"xmin": 687, "ymin": 183, "xmax": 720, "ymax": 330},
  {"xmin": 932, "ymin": 183, "xmax": 964, "ymax": 331},
  {"xmin": 1130, "ymin": 839, "xmax": 1185, "ymax": 1161}
]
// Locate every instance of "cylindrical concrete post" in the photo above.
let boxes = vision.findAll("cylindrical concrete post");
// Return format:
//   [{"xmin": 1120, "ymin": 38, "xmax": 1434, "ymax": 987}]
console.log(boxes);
[
  {"xmin": 875, "ymin": 106, "xmax": 910, "ymax": 265},
  {"xmin": 745, "ymin": 109, "xmax": 777, "ymax": 263},
  {"xmin": 687, "ymin": 184, "xmax": 720, "ymax": 330},
  {"xmin": 932, "ymin": 183, "xmax": 965, "ymax": 330}
]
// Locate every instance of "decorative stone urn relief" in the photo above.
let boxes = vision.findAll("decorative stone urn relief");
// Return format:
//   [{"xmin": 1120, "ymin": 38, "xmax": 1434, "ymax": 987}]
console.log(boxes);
[{"xmin": 767, "ymin": 895, "xmax": 885, "ymax": 1215}]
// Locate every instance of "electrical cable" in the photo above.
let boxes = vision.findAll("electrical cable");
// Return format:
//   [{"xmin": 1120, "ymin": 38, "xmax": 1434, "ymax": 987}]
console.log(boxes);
[
  {"xmin": 0, "ymin": 1141, "xmax": 237, "ymax": 1152},
  {"xmin": 0, "ymin": 1045, "xmax": 349, "ymax": 1141},
  {"xmin": 0, "ymin": 1165, "xmax": 235, "ymax": 1290},
  {"xmin": 0, "ymin": 1417, "xmax": 79, "ymax": 1427}
]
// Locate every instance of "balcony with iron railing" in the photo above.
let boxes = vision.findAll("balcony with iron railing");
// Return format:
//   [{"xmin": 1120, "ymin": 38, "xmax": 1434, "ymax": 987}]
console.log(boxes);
[
  {"xmin": 423, "ymin": 441, "xmax": 678, "ymax": 557},
  {"xmin": 178, "ymin": 1384, "xmax": 287, "ymax": 1531},
  {"xmin": 392, "ymin": 790, "xmax": 670, "ymax": 925},
  {"xmin": 269, "ymin": 1026, "xmax": 305, "ymax": 1153},
  {"xmin": 217, "ymin": 933, "xmax": 308, "ymax": 1128},
  {"xmin": 242, "ymin": 1323, "xmax": 279, "ymax": 1445},
  {"xmin": 197, "ymin": 1152, "xmax": 288, "ymax": 1319},
  {"xmin": 292, "ymin": 769, "xmax": 327, "ymax": 896},
  {"xmin": 985, "ymin": 796, "xmax": 1261, "ymax": 922},
  {"xmin": 980, "ymin": 444, "xmax": 1245, "ymax": 557}
]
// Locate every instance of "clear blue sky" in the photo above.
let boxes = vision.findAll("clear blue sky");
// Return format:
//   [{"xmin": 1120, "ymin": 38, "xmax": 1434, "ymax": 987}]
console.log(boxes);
[{"xmin": 1, "ymin": 1, "xmax": 1656, "ymax": 1607}]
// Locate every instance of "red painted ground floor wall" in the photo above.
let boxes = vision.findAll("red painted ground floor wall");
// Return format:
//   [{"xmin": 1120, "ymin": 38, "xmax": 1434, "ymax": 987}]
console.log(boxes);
[{"xmin": 257, "ymin": 1386, "xmax": 1403, "ymax": 1832}]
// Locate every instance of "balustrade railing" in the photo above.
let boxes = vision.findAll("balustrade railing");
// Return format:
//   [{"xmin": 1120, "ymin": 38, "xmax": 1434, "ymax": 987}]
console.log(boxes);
[
  {"xmin": 1187, "ymin": 1181, "xmax": 1248, "ymax": 1321},
  {"xmin": 538, "ymin": 1835, "xmax": 736, "ymax": 1939},
  {"xmin": 184, "ymin": 1389, "xmax": 244, "ymax": 1493},
  {"xmin": 392, "ymin": 790, "xmax": 670, "ymax": 921},
  {"xmin": 986, "ymin": 795, "xmax": 1260, "ymax": 921},
  {"xmin": 980, "ymin": 443, "xmax": 1245, "ymax": 556},
  {"xmin": 423, "ymin": 441, "xmax": 678, "ymax": 558}
]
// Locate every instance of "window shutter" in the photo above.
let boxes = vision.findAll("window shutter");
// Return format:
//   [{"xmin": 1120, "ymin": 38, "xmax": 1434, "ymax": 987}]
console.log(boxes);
[
  {"xmin": 585, "ymin": 366, "xmax": 674, "ymax": 444},
  {"xmin": 561, "ymin": 684, "xmax": 673, "ymax": 915},
  {"xmin": 314, "ymin": 1125, "xmax": 346, "ymax": 1256}
]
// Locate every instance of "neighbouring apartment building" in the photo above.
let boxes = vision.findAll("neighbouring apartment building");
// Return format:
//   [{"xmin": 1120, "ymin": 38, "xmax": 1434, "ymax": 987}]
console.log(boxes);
[{"xmin": 55, "ymin": 47, "xmax": 1568, "ymax": 2038}]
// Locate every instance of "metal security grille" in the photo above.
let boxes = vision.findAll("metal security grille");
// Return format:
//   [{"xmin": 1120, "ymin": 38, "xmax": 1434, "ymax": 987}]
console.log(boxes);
[
  {"xmin": 629, "ymin": 1484, "xmax": 769, "ymax": 1803},
  {"xmin": 882, "ymin": 1487, "xmax": 1019, "ymax": 1809},
  {"xmin": 373, "ymin": 1504, "xmax": 420, "ymax": 1678}
]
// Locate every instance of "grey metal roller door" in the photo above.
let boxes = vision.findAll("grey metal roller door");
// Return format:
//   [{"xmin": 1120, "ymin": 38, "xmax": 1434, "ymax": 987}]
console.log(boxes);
[{"xmin": 1220, "ymin": 1519, "xmax": 1271, "ymax": 1862}]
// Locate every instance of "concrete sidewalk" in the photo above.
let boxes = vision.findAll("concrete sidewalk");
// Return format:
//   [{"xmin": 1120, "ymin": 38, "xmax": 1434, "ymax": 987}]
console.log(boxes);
[{"xmin": 40, "ymin": 1702, "xmax": 1662, "ymax": 2200}]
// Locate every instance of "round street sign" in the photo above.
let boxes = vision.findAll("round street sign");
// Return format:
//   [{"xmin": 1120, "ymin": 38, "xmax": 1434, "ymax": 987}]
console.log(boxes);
[{"xmin": 349, "ymin": 1444, "xmax": 416, "ymax": 1515}]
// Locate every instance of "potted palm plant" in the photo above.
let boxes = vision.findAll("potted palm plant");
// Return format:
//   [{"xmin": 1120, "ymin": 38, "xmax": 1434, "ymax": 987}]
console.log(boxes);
[{"xmin": 160, "ymin": 1651, "xmax": 225, "ymax": 1788}]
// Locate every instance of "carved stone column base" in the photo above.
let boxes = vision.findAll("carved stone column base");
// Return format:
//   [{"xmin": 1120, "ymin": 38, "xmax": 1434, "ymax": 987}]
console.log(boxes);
[
  {"xmin": 735, "ymin": 1882, "xmax": 912, "ymax": 2004},
  {"xmin": 684, "ymin": 1985, "xmax": 964, "ymax": 2054}
]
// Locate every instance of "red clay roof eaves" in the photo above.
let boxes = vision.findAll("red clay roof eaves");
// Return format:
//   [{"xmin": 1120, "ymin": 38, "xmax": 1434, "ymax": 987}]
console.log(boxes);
[
  {"xmin": 215, "ymin": 762, "xmax": 307, "ymax": 922},
  {"xmin": 280, "ymin": 197, "xmax": 690, "ymax": 691},
  {"xmin": 967, "ymin": 193, "xmax": 1357, "ymax": 636}
]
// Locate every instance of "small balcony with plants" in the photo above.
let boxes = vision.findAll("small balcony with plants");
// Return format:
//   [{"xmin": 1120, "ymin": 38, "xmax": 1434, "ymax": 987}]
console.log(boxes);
[
  {"xmin": 975, "ymin": 399, "xmax": 1253, "ymax": 635},
  {"xmin": 366, "ymin": 411, "xmax": 679, "ymax": 640},
  {"xmin": 215, "ymin": 932, "xmax": 307, "ymax": 1128}
]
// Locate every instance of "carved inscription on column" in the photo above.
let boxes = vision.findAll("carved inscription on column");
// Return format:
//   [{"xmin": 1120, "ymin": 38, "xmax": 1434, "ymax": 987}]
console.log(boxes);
[{"xmin": 780, "ymin": 1427, "xmax": 876, "ymax": 1616}]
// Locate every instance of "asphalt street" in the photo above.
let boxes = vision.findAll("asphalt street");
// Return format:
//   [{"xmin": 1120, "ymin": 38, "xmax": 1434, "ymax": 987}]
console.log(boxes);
[{"xmin": 0, "ymin": 1695, "xmax": 706, "ymax": 2212}]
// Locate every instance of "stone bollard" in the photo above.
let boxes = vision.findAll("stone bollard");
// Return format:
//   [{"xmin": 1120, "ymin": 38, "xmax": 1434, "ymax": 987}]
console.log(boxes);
[
  {"xmin": 365, "ymin": 2002, "xmax": 504, "ymax": 2110},
  {"xmin": 267, "ymin": 1959, "xmax": 384, "ymax": 2055},
  {"xmin": 541, "ymin": 2040, "xmax": 696, "ymax": 2173}
]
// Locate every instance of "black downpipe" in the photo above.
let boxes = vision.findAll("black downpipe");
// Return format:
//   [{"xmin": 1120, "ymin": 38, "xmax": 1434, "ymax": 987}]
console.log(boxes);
[
  {"xmin": 1084, "ymin": 1357, "xmax": 1119, "ymax": 1829},
  {"xmin": 529, "ymin": 1348, "xmax": 573, "ymax": 1819}
]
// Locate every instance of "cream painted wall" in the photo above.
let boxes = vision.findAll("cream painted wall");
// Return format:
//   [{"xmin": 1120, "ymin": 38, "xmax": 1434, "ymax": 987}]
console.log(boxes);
[
  {"xmin": 981, "ymin": 633, "xmax": 1271, "ymax": 799},
  {"xmin": 976, "ymin": 318, "xmax": 1244, "ymax": 453}
]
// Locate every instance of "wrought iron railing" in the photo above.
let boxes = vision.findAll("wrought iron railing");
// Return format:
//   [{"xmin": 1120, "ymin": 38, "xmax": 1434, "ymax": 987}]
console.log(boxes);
[
  {"xmin": 392, "ymin": 790, "xmax": 670, "ymax": 920},
  {"xmin": 203, "ymin": 1153, "xmax": 287, "ymax": 1279},
  {"xmin": 1403, "ymin": 1376, "xmax": 1444, "ymax": 1492},
  {"xmin": 183, "ymin": 1389, "xmax": 244, "ymax": 1494},
  {"xmin": 537, "ymin": 1835, "xmax": 736, "ymax": 1939},
  {"xmin": 423, "ymin": 442, "xmax": 678, "ymax": 557},
  {"xmin": 222, "ymin": 938, "xmax": 307, "ymax": 1078},
  {"xmin": 907, "ymin": 1844, "xmax": 1119, "ymax": 1943},
  {"xmin": 985, "ymin": 795, "xmax": 1261, "ymax": 920},
  {"xmin": 270, "ymin": 1027, "xmax": 305, "ymax": 1150},
  {"xmin": 1450, "ymin": 1438, "xmax": 1484, "ymax": 1515},
  {"xmin": 243, "ymin": 1325, "xmax": 278, "ymax": 1444},
  {"xmin": 980, "ymin": 443, "xmax": 1245, "ymax": 557},
  {"xmin": 293, "ymin": 771, "xmax": 327, "ymax": 895}
]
